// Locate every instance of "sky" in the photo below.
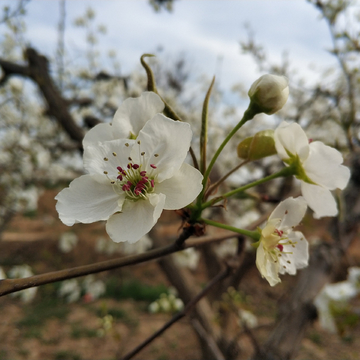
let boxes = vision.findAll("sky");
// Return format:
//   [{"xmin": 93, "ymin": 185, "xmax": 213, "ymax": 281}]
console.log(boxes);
[{"xmin": 1, "ymin": 0, "xmax": 342, "ymax": 104}]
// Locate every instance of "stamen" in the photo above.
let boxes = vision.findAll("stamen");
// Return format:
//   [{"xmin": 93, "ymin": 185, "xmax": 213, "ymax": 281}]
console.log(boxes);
[
  {"xmin": 277, "ymin": 244, "xmax": 284, "ymax": 252},
  {"xmin": 150, "ymin": 164, "xmax": 157, "ymax": 169},
  {"xmin": 125, "ymin": 143, "xmax": 129, "ymax": 147},
  {"xmin": 112, "ymin": 152, "xmax": 117, "ymax": 156},
  {"xmin": 154, "ymin": 154, "xmax": 159, "ymax": 157},
  {"xmin": 104, "ymin": 157, "xmax": 108, "ymax": 161},
  {"xmin": 103, "ymin": 171, "xmax": 108, "ymax": 175},
  {"xmin": 141, "ymin": 152, "xmax": 145, "ymax": 156}
]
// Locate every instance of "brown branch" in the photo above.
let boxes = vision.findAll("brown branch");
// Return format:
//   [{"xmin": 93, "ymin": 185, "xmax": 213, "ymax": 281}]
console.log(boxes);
[
  {"xmin": 119, "ymin": 267, "xmax": 231, "ymax": 360},
  {"xmin": 0, "ymin": 231, "xmax": 237, "ymax": 298},
  {"xmin": 0, "ymin": 48, "xmax": 84, "ymax": 146}
]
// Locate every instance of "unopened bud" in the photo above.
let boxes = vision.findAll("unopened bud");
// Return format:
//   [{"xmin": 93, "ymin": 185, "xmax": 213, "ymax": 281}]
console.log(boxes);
[{"xmin": 248, "ymin": 74, "xmax": 289, "ymax": 115}]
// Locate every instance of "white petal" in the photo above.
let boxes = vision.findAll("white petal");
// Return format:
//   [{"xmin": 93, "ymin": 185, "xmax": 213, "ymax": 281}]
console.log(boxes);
[
  {"xmin": 83, "ymin": 139, "xmax": 134, "ymax": 178},
  {"xmin": 83, "ymin": 123, "xmax": 114, "ymax": 148},
  {"xmin": 155, "ymin": 163, "xmax": 203, "ymax": 210},
  {"xmin": 135, "ymin": 115, "xmax": 192, "ymax": 182},
  {"xmin": 256, "ymin": 242, "xmax": 281, "ymax": 286},
  {"xmin": 279, "ymin": 231, "xmax": 309, "ymax": 275},
  {"xmin": 112, "ymin": 92, "xmax": 165, "ymax": 138},
  {"xmin": 303, "ymin": 141, "xmax": 350, "ymax": 190},
  {"xmin": 274, "ymin": 122, "xmax": 309, "ymax": 161},
  {"xmin": 106, "ymin": 193, "xmax": 165, "ymax": 244},
  {"xmin": 269, "ymin": 197, "xmax": 307, "ymax": 230},
  {"xmin": 55, "ymin": 175, "xmax": 123, "ymax": 226},
  {"xmin": 301, "ymin": 181, "xmax": 338, "ymax": 218}
]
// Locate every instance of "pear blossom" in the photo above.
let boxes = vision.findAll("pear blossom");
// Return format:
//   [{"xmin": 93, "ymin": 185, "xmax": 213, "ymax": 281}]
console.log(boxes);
[
  {"xmin": 248, "ymin": 74, "xmax": 289, "ymax": 115},
  {"xmin": 56, "ymin": 115, "xmax": 203, "ymax": 244},
  {"xmin": 256, "ymin": 197, "xmax": 309, "ymax": 286},
  {"xmin": 274, "ymin": 121, "xmax": 350, "ymax": 218},
  {"xmin": 83, "ymin": 91, "xmax": 164, "ymax": 148}
]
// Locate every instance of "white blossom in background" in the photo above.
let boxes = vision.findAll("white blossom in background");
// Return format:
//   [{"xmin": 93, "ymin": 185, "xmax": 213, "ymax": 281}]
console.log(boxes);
[
  {"xmin": 274, "ymin": 121, "xmax": 350, "ymax": 218},
  {"xmin": 56, "ymin": 107, "xmax": 203, "ymax": 244},
  {"xmin": 148, "ymin": 292, "xmax": 184, "ymax": 314},
  {"xmin": 256, "ymin": 197, "xmax": 309, "ymax": 286},
  {"xmin": 58, "ymin": 232, "xmax": 78, "ymax": 253},
  {"xmin": 120, "ymin": 234, "xmax": 153, "ymax": 255},
  {"xmin": 95, "ymin": 236, "xmax": 121, "ymax": 256},
  {"xmin": 248, "ymin": 74, "xmax": 289, "ymax": 115},
  {"xmin": 215, "ymin": 238, "xmax": 239, "ymax": 259},
  {"xmin": 8, "ymin": 265, "xmax": 37, "ymax": 303},
  {"xmin": 173, "ymin": 247, "xmax": 200, "ymax": 270},
  {"xmin": 314, "ymin": 281, "xmax": 358, "ymax": 334},
  {"xmin": 238, "ymin": 309, "xmax": 258, "ymax": 329},
  {"xmin": 83, "ymin": 275, "xmax": 106, "ymax": 302},
  {"xmin": 58, "ymin": 279, "xmax": 82, "ymax": 303},
  {"xmin": 314, "ymin": 267, "xmax": 360, "ymax": 333}
]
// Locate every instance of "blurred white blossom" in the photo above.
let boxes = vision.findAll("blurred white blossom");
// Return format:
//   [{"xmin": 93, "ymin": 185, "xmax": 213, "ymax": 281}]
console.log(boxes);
[{"xmin": 58, "ymin": 232, "xmax": 78, "ymax": 253}]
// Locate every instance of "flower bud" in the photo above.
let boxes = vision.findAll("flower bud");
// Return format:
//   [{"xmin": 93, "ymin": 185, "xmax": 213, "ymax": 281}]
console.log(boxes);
[
  {"xmin": 237, "ymin": 130, "xmax": 276, "ymax": 161},
  {"xmin": 248, "ymin": 74, "xmax": 289, "ymax": 115}
]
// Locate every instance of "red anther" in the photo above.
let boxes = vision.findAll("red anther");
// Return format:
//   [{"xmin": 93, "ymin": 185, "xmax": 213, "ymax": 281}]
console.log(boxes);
[
  {"xmin": 141, "ymin": 176, "xmax": 148, "ymax": 182},
  {"xmin": 140, "ymin": 171, "xmax": 147, "ymax": 176},
  {"xmin": 150, "ymin": 164, "xmax": 157, "ymax": 169},
  {"xmin": 274, "ymin": 229, "xmax": 283, "ymax": 237},
  {"xmin": 151, "ymin": 179, "xmax": 155, "ymax": 188},
  {"xmin": 127, "ymin": 163, "xmax": 132, "ymax": 169},
  {"xmin": 117, "ymin": 166, "xmax": 122, "ymax": 171},
  {"xmin": 277, "ymin": 244, "xmax": 284, "ymax": 252},
  {"xmin": 122, "ymin": 183, "xmax": 131, "ymax": 191},
  {"xmin": 309, "ymin": 138, "xmax": 313, "ymax": 143},
  {"xmin": 117, "ymin": 175, "xmax": 123, "ymax": 181},
  {"xmin": 132, "ymin": 164, "xmax": 140, "ymax": 169}
]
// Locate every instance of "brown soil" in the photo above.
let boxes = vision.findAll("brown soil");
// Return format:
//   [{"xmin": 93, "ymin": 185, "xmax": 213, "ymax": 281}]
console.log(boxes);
[{"xmin": 0, "ymin": 189, "xmax": 360, "ymax": 360}]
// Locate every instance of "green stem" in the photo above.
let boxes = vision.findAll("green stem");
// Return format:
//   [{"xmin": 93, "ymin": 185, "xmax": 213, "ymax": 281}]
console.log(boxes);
[
  {"xmin": 196, "ymin": 106, "xmax": 256, "ymax": 207},
  {"xmin": 201, "ymin": 165, "xmax": 295, "ymax": 210},
  {"xmin": 201, "ymin": 218, "xmax": 261, "ymax": 241}
]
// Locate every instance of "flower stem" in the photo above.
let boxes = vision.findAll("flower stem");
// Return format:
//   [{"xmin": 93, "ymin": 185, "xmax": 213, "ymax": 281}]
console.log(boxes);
[
  {"xmin": 201, "ymin": 165, "xmax": 295, "ymax": 210},
  {"xmin": 196, "ymin": 107, "xmax": 256, "ymax": 207},
  {"xmin": 202, "ymin": 218, "xmax": 261, "ymax": 241}
]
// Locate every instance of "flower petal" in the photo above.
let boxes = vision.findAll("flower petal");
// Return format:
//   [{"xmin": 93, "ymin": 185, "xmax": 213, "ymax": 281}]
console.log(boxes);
[
  {"xmin": 269, "ymin": 196, "xmax": 307, "ymax": 230},
  {"xmin": 112, "ymin": 92, "xmax": 165, "ymax": 138},
  {"xmin": 301, "ymin": 181, "xmax": 338, "ymax": 218},
  {"xmin": 83, "ymin": 123, "xmax": 114, "ymax": 149},
  {"xmin": 106, "ymin": 193, "xmax": 165, "ymax": 244},
  {"xmin": 83, "ymin": 139, "xmax": 134, "ymax": 178},
  {"xmin": 134, "ymin": 115, "xmax": 193, "ymax": 182},
  {"xmin": 256, "ymin": 242, "xmax": 281, "ymax": 287},
  {"xmin": 55, "ymin": 175, "xmax": 124, "ymax": 226},
  {"xmin": 303, "ymin": 141, "xmax": 350, "ymax": 190},
  {"xmin": 279, "ymin": 231, "xmax": 308, "ymax": 275},
  {"xmin": 155, "ymin": 163, "xmax": 203, "ymax": 210},
  {"xmin": 274, "ymin": 121, "xmax": 309, "ymax": 161}
]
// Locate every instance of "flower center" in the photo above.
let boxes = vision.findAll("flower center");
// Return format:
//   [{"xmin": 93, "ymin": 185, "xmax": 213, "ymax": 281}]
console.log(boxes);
[
  {"xmin": 103, "ymin": 141, "xmax": 159, "ymax": 201},
  {"xmin": 115, "ymin": 162, "xmax": 157, "ymax": 200}
]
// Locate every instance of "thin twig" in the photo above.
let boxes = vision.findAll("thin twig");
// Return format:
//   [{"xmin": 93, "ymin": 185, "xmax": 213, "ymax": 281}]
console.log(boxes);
[
  {"xmin": 0, "ymin": 231, "xmax": 237, "ymax": 297},
  {"xmin": 119, "ymin": 267, "xmax": 231, "ymax": 360}
]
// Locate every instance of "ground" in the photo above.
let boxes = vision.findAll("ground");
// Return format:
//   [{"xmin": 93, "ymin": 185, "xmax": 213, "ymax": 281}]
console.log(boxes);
[{"xmin": 0, "ymin": 189, "xmax": 360, "ymax": 360}]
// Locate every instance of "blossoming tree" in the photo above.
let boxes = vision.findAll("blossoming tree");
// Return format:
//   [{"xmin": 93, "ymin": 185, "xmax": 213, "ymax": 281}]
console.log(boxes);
[{"xmin": 0, "ymin": 1, "xmax": 359, "ymax": 360}]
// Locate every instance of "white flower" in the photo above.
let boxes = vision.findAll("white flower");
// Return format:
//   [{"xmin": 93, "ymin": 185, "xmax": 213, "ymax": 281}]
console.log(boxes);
[
  {"xmin": 83, "ymin": 92, "xmax": 165, "ymax": 148},
  {"xmin": 274, "ymin": 121, "xmax": 350, "ymax": 218},
  {"xmin": 9, "ymin": 265, "xmax": 37, "ymax": 303},
  {"xmin": 314, "ymin": 281, "xmax": 358, "ymax": 334},
  {"xmin": 256, "ymin": 197, "xmax": 309, "ymax": 287},
  {"xmin": 58, "ymin": 279, "xmax": 81, "ymax": 303},
  {"xmin": 173, "ymin": 247, "xmax": 200, "ymax": 270},
  {"xmin": 56, "ymin": 115, "xmax": 203, "ymax": 244},
  {"xmin": 238, "ymin": 309, "xmax": 258, "ymax": 329},
  {"xmin": 0, "ymin": 267, "xmax": 6, "ymax": 280},
  {"xmin": 58, "ymin": 232, "xmax": 78, "ymax": 253},
  {"xmin": 83, "ymin": 275, "xmax": 106, "ymax": 301},
  {"xmin": 248, "ymin": 74, "xmax": 289, "ymax": 115}
]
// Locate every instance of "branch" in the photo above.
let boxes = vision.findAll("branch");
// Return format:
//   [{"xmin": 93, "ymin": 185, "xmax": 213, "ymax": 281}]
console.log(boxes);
[
  {"xmin": 0, "ymin": 48, "xmax": 84, "ymax": 146},
  {"xmin": 0, "ymin": 231, "xmax": 237, "ymax": 297},
  {"xmin": 119, "ymin": 267, "xmax": 231, "ymax": 360}
]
